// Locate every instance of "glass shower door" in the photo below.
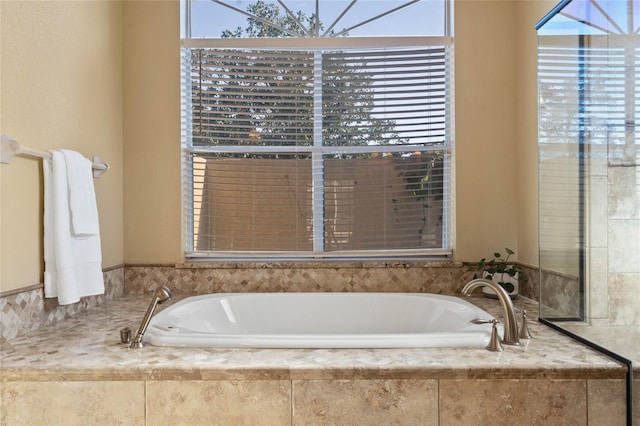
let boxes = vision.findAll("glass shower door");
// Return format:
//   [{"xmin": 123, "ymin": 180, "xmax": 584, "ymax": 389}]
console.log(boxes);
[{"xmin": 537, "ymin": 1, "xmax": 640, "ymax": 423}]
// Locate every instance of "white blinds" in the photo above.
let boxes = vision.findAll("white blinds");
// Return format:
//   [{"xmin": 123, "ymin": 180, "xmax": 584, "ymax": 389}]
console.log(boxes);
[
  {"xmin": 322, "ymin": 48, "xmax": 448, "ymax": 146},
  {"xmin": 183, "ymin": 45, "xmax": 451, "ymax": 257},
  {"xmin": 538, "ymin": 36, "xmax": 638, "ymax": 272},
  {"xmin": 189, "ymin": 49, "xmax": 314, "ymax": 147}
]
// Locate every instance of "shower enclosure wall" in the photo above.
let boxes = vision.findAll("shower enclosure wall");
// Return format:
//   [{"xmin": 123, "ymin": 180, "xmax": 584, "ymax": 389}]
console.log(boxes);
[{"xmin": 537, "ymin": 0, "xmax": 640, "ymax": 423}]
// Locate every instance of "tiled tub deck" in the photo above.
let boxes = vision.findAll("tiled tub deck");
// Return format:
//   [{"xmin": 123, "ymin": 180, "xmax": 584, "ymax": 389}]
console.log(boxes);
[{"xmin": 0, "ymin": 295, "xmax": 628, "ymax": 425}]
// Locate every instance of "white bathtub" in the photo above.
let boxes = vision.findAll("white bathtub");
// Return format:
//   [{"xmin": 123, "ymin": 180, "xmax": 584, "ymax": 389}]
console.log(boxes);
[{"xmin": 144, "ymin": 292, "xmax": 500, "ymax": 349}]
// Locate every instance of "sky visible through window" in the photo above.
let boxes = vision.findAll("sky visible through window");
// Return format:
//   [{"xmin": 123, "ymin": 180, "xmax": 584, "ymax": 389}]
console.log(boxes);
[
  {"xmin": 183, "ymin": 0, "xmax": 452, "ymax": 147},
  {"xmin": 187, "ymin": 0, "xmax": 448, "ymax": 38},
  {"xmin": 539, "ymin": 0, "xmax": 640, "ymax": 35}
]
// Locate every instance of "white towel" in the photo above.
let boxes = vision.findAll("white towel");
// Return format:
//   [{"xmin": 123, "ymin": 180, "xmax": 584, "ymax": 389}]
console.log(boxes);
[
  {"xmin": 61, "ymin": 149, "xmax": 100, "ymax": 236},
  {"xmin": 44, "ymin": 150, "xmax": 104, "ymax": 305}
]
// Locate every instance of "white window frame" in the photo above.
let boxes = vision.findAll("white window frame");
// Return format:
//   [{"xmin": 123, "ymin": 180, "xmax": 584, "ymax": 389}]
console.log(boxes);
[{"xmin": 181, "ymin": 1, "xmax": 455, "ymax": 260}]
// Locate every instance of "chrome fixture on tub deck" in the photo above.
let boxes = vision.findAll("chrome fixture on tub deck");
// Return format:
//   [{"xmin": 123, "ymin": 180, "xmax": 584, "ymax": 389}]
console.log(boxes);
[
  {"xmin": 130, "ymin": 286, "xmax": 172, "ymax": 349},
  {"xmin": 471, "ymin": 318, "xmax": 503, "ymax": 352},
  {"xmin": 462, "ymin": 278, "xmax": 520, "ymax": 346},
  {"xmin": 517, "ymin": 308, "xmax": 533, "ymax": 339}
]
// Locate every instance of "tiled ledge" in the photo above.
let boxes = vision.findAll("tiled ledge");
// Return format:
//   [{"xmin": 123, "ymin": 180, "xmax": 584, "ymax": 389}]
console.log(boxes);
[
  {"xmin": 176, "ymin": 260, "xmax": 463, "ymax": 269},
  {"xmin": 0, "ymin": 266, "xmax": 125, "ymax": 343},
  {"xmin": 124, "ymin": 262, "xmax": 541, "ymax": 303},
  {"xmin": 0, "ymin": 295, "xmax": 625, "ymax": 383}
]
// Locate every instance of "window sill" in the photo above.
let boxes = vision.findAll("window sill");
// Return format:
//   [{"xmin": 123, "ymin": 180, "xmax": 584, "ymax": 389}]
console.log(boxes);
[{"xmin": 176, "ymin": 259, "xmax": 462, "ymax": 269}]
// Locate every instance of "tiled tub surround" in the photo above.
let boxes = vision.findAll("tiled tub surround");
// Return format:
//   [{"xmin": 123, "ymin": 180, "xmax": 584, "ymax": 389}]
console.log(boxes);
[
  {"xmin": 0, "ymin": 261, "xmax": 540, "ymax": 345},
  {"xmin": 1, "ymin": 295, "xmax": 628, "ymax": 425},
  {"xmin": 0, "ymin": 266, "xmax": 125, "ymax": 343},
  {"xmin": 124, "ymin": 261, "xmax": 541, "ymax": 300},
  {"xmin": 560, "ymin": 323, "xmax": 640, "ymax": 423}
]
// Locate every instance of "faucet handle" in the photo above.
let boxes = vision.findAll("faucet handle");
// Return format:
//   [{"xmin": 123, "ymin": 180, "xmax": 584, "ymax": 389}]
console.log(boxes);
[
  {"xmin": 486, "ymin": 319, "xmax": 503, "ymax": 352},
  {"xmin": 471, "ymin": 318, "xmax": 503, "ymax": 352},
  {"xmin": 519, "ymin": 309, "xmax": 533, "ymax": 339}
]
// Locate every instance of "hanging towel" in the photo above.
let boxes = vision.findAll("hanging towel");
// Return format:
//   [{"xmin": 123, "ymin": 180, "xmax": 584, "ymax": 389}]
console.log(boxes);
[
  {"xmin": 43, "ymin": 150, "xmax": 104, "ymax": 305},
  {"xmin": 61, "ymin": 149, "xmax": 100, "ymax": 237}
]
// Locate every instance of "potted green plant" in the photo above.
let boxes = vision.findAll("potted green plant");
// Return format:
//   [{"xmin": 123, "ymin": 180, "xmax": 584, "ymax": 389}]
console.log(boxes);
[{"xmin": 471, "ymin": 248, "xmax": 522, "ymax": 299}]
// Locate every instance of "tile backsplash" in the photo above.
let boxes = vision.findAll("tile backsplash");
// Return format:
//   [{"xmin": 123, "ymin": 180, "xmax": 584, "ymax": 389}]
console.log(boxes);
[
  {"xmin": 0, "ymin": 266, "xmax": 124, "ymax": 343},
  {"xmin": 124, "ymin": 261, "xmax": 471, "ymax": 295}
]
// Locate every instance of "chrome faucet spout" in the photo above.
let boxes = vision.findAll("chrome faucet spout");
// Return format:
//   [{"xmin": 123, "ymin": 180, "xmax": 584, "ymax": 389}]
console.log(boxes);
[
  {"xmin": 130, "ymin": 286, "xmax": 172, "ymax": 349},
  {"xmin": 462, "ymin": 278, "xmax": 520, "ymax": 346}
]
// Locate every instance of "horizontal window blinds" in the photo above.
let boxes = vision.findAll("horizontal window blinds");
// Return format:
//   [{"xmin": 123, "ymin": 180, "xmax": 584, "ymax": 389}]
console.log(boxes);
[
  {"xmin": 188, "ymin": 47, "xmax": 448, "ymax": 148},
  {"xmin": 322, "ymin": 48, "xmax": 447, "ymax": 147},
  {"xmin": 538, "ymin": 38, "xmax": 639, "ymax": 271},
  {"xmin": 189, "ymin": 50, "xmax": 315, "ymax": 147},
  {"xmin": 183, "ymin": 46, "xmax": 451, "ymax": 257},
  {"xmin": 188, "ymin": 151, "xmax": 447, "ymax": 254}
]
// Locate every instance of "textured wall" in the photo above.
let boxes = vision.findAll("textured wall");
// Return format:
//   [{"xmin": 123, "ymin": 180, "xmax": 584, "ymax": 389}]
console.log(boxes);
[{"xmin": 0, "ymin": 1, "xmax": 124, "ymax": 293}]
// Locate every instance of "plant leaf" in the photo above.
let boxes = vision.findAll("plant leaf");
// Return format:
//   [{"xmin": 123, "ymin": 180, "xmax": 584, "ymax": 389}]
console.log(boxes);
[{"xmin": 500, "ymin": 282, "xmax": 515, "ymax": 293}]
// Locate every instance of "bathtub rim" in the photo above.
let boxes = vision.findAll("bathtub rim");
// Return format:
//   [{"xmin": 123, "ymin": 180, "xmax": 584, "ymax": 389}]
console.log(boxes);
[{"xmin": 144, "ymin": 292, "xmax": 500, "ymax": 349}]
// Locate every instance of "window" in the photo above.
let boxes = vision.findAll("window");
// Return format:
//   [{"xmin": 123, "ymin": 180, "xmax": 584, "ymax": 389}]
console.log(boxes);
[{"xmin": 182, "ymin": 0, "xmax": 454, "ymax": 259}]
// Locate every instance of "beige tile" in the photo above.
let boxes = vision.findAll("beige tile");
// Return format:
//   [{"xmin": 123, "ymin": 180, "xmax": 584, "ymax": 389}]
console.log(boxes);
[
  {"xmin": 439, "ymin": 379, "xmax": 587, "ymax": 426},
  {"xmin": 146, "ymin": 380, "xmax": 291, "ymax": 426},
  {"xmin": 608, "ymin": 166, "xmax": 639, "ymax": 220},
  {"xmin": 587, "ymin": 247, "xmax": 608, "ymax": 319},
  {"xmin": 0, "ymin": 381, "xmax": 144, "ymax": 426},
  {"xmin": 587, "ymin": 379, "xmax": 626, "ymax": 425},
  {"xmin": 124, "ymin": 263, "xmax": 466, "ymax": 295},
  {"xmin": 588, "ymin": 175, "xmax": 608, "ymax": 247},
  {"xmin": 292, "ymin": 379, "xmax": 438, "ymax": 425},
  {"xmin": 608, "ymin": 273, "xmax": 640, "ymax": 325},
  {"xmin": 608, "ymin": 219, "xmax": 640, "ymax": 273}
]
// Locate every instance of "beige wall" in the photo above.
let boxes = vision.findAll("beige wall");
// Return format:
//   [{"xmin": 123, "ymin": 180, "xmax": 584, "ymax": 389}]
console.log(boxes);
[
  {"xmin": 455, "ymin": 0, "xmax": 554, "ymax": 265},
  {"xmin": 455, "ymin": 0, "xmax": 519, "ymax": 261},
  {"xmin": 123, "ymin": 0, "xmax": 181, "ymax": 265},
  {"xmin": 1, "ymin": 0, "xmax": 556, "ymax": 293},
  {"xmin": 515, "ymin": 0, "xmax": 559, "ymax": 266},
  {"xmin": 0, "ymin": 1, "xmax": 124, "ymax": 292},
  {"xmin": 0, "ymin": 0, "xmax": 4, "ymax": 287}
]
